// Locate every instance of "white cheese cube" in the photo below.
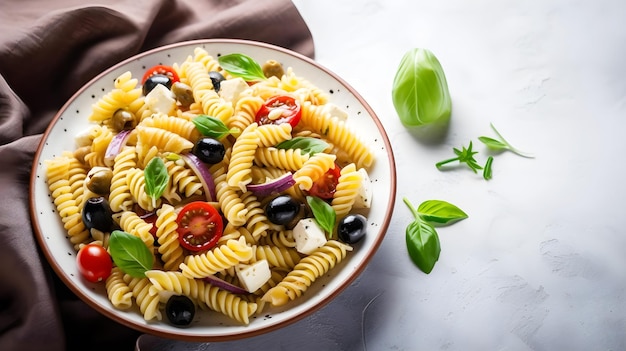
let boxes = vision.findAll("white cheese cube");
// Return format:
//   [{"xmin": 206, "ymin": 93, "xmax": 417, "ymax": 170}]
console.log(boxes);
[
  {"xmin": 235, "ymin": 260, "xmax": 271, "ymax": 293},
  {"xmin": 353, "ymin": 168, "xmax": 373, "ymax": 209},
  {"xmin": 293, "ymin": 218, "xmax": 327, "ymax": 255},
  {"xmin": 323, "ymin": 103, "xmax": 349, "ymax": 122},
  {"xmin": 218, "ymin": 77, "xmax": 249, "ymax": 104},
  {"xmin": 144, "ymin": 83, "xmax": 176, "ymax": 115}
]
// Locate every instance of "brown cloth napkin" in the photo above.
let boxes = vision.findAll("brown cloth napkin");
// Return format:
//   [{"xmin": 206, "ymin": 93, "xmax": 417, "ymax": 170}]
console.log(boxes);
[{"xmin": 0, "ymin": 1, "xmax": 313, "ymax": 350}]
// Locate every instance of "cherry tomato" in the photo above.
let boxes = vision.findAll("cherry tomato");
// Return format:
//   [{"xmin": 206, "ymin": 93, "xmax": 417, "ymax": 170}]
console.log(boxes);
[
  {"xmin": 76, "ymin": 244, "xmax": 113, "ymax": 283},
  {"xmin": 176, "ymin": 201, "xmax": 223, "ymax": 252},
  {"xmin": 255, "ymin": 95, "xmax": 302, "ymax": 127},
  {"xmin": 142, "ymin": 65, "xmax": 180, "ymax": 84},
  {"xmin": 307, "ymin": 163, "xmax": 341, "ymax": 200}
]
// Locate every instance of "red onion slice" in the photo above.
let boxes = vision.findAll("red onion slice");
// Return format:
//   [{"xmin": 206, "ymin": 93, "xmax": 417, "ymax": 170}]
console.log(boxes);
[
  {"xmin": 246, "ymin": 172, "xmax": 295, "ymax": 197},
  {"xmin": 203, "ymin": 275, "xmax": 248, "ymax": 295},
  {"xmin": 181, "ymin": 153, "xmax": 217, "ymax": 202},
  {"xmin": 104, "ymin": 129, "xmax": 132, "ymax": 166}
]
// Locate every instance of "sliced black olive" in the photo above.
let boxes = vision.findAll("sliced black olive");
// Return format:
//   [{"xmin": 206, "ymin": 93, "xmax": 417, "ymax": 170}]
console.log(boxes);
[
  {"xmin": 82, "ymin": 196, "xmax": 114, "ymax": 232},
  {"xmin": 337, "ymin": 214, "xmax": 367, "ymax": 244},
  {"xmin": 265, "ymin": 195, "xmax": 301, "ymax": 226},
  {"xmin": 165, "ymin": 295, "xmax": 195, "ymax": 327},
  {"xmin": 192, "ymin": 137, "xmax": 225, "ymax": 164},
  {"xmin": 209, "ymin": 71, "xmax": 225, "ymax": 93},
  {"xmin": 142, "ymin": 74, "xmax": 172, "ymax": 96}
]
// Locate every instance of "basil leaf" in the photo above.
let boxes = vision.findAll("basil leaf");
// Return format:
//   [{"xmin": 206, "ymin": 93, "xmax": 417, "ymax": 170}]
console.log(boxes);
[
  {"xmin": 276, "ymin": 137, "xmax": 329, "ymax": 156},
  {"xmin": 109, "ymin": 230, "xmax": 154, "ymax": 278},
  {"xmin": 392, "ymin": 48, "xmax": 451, "ymax": 127},
  {"xmin": 417, "ymin": 200, "xmax": 468, "ymax": 226},
  {"xmin": 483, "ymin": 156, "xmax": 494, "ymax": 180},
  {"xmin": 306, "ymin": 196, "xmax": 336, "ymax": 237},
  {"xmin": 192, "ymin": 114, "xmax": 240, "ymax": 139},
  {"xmin": 144, "ymin": 157, "xmax": 169, "ymax": 200},
  {"xmin": 405, "ymin": 219, "xmax": 440, "ymax": 274},
  {"xmin": 218, "ymin": 53, "xmax": 267, "ymax": 82},
  {"xmin": 478, "ymin": 136, "xmax": 507, "ymax": 150}
]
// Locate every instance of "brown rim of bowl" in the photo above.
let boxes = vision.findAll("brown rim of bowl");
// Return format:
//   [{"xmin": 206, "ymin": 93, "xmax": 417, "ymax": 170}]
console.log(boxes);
[{"xmin": 29, "ymin": 38, "xmax": 397, "ymax": 342}]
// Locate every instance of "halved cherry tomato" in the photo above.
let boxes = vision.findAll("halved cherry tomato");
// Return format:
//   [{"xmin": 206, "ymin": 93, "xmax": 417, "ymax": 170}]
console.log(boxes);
[
  {"xmin": 307, "ymin": 163, "xmax": 341, "ymax": 200},
  {"xmin": 255, "ymin": 95, "xmax": 302, "ymax": 127},
  {"xmin": 142, "ymin": 65, "xmax": 180, "ymax": 84},
  {"xmin": 176, "ymin": 201, "xmax": 223, "ymax": 252},
  {"xmin": 76, "ymin": 244, "xmax": 113, "ymax": 283}
]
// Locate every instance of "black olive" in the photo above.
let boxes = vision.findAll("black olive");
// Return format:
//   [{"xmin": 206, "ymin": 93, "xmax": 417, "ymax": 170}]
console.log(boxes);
[
  {"xmin": 165, "ymin": 295, "xmax": 195, "ymax": 327},
  {"xmin": 82, "ymin": 196, "xmax": 114, "ymax": 232},
  {"xmin": 142, "ymin": 74, "xmax": 172, "ymax": 96},
  {"xmin": 265, "ymin": 195, "xmax": 301, "ymax": 226},
  {"xmin": 192, "ymin": 137, "xmax": 225, "ymax": 164},
  {"xmin": 209, "ymin": 71, "xmax": 225, "ymax": 92},
  {"xmin": 337, "ymin": 214, "xmax": 367, "ymax": 244}
]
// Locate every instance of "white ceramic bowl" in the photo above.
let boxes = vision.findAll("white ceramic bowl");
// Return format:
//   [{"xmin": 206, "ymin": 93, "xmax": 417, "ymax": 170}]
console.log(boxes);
[{"xmin": 29, "ymin": 39, "xmax": 396, "ymax": 341}]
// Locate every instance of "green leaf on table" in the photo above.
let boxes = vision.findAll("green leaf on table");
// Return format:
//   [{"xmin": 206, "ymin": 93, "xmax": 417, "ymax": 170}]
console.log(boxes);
[
  {"xmin": 478, "ymin": 123, "xmax": 534, "ymax": 158},
  {"xmin": 417, "ymin": 200, "xmax": 468, "ymax": 225},
  {"xmin": 108, "ymin": 230, "xmax": 153, "ymax": 278},
  {"xmin": 405, "ymin": 219, "xmax": 441, "ymax": 274}
]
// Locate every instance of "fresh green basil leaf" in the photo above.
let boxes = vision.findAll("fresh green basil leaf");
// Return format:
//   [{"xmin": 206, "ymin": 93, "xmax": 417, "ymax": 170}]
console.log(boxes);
[
  {"xmin": 144, "ymin": 157, "xmax": 169, "ymax": 200},
  {"xmin": 417, "ymin": 200, "xmax": 468, "ymax": 225},
  {"xmin": 109, "ymin": 230, "xmax": 154, "ymax": 278},
  {"xmin": 276, "ymin": 137, "xmax": 329, "ymax": 156},
  {"xmin": 478, "ymin": 136, "xmax": 508, "ymax": 150},
  {"xmin": 483, "ymin": 156, "xmax": 494, "ymax": 180},
  {"xmin": 306, "ymin": 196, "xmax": 336, "ymax": 237},
  {"xmin": 405, "ymin": 219, "xmax": 440, "ymax": 274},
  {"xmin": 192, "ymin": 114, "xmax": 240, "ymax": 139},
  {"xmin": 392, "ymin": 48, "xmax": 451, "ymax": 127},
  {"xmin": 218, "ymin": 53, "xmax": 267, "ymax": 82}
]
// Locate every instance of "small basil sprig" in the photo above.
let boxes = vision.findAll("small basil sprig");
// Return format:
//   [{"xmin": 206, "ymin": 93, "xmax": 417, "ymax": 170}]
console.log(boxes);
[
  {"xmin": 192, "ymin": 114, "xmax": 240, "ymax": 139},
  {"xmin": 144, "ymin": 157, "xmax": 169, "ymax": 209},
  {"xmin": 277, "ymin": 137, "xmax": 330, "ymax": 156},
  {"xmin": 403, "ymin": 197, "xmax": 467, "ymax": 274},
  {"xmin": 436, "ymin": 141, "xmax": 483, "ymax": 173},
  {"xmin": 478, "ymin": 123, "xmax": 534, "ymax": 158},
  {"xmin": 306, "ymin": 196, "xmax": 336, "ymax": 237},
  {"xmin": 109, "ymin": 230, "xmax": 154, "ymax": 278},
  {"xmin": 218, "ymin": 53, "xmax": 267, "ymax": 82}
]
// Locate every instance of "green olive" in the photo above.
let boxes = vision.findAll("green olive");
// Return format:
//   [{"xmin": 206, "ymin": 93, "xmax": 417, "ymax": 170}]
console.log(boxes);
[
  {"xmin": 73, "ymin": 146, "xmax": 92, "ymax": 164},
  {"xmin": 171, "ymin": 81, "xmax": 195, "ymax": 108},
  {"xmin": 112, "ymin": 109, "xmax": 136, "ymax": 131},
  {"xmin": 262, "ymin": 60, "xmax": 284, "ymax": 79},
  {"xmin": 86, "ymin": 167, "xmax": 113, "ymax": 195}
]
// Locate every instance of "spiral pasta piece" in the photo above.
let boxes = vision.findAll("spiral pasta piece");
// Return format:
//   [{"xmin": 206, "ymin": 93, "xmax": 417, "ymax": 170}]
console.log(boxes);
[
  {"xmin": 255, "ymin": 123, "xmax": 293, "ymax": 147},
  {"xmin": 123, "ymin": 274, "xmax": 161, "ymax": 321},
  {"xmin": 105, "ymin": 267, "xmax": 133, "ymax": 310},
  {"xmin": 250, "ymin": 245, "xmax": 301, "ymax": 270},
  {"xmin": 84, "ymin": 125, "xmax": 114, "ymax": 168},
  {"xmin": 254, "ymin": 147, "xmax": 309, "ymax": 171},
  {"xmin": 139, "ymin": 113, "xmax": 201, "ymax": 143},
  {"xmin": 126, "ymin": 167, "xmax": 159, "ymax": 211},
  {"xmin": 292, "ymin": 152, "xmax": 336, "ymax": 191},
  {"xmin": 136, "ymin": 126, "xmax": 194, "ymax": 154},
  {"xmin": 241, "ymin": 191, "xmax": 270, "ymax": 242},
  {"xmin": 330, "ymin": 163, "xmax": 363, "ymax": 217},
  {"xmin": 89, "ymin": 71, "xmax": 141, "ymax": 123},
  {"xmin": 180, "ymin": 237, "xmax": 253, "ymax": 279},
  {"xmin": 117, "ymin": 210, "xmax": 155, "ymax": 255},
  {"xmin": 164, "ymin": 159, "xmax": 203, "ymax": 198},
  {"xmin": 227, "ymin": 94, "xmax": 264, "ymax": 131},
  {"xmin": 108, "ymin": 146, "xmax": 137, "ymax": 212},
  {"xmin": 262, "ymin": 240, "xmax": 352, "ymax": 307},
  {"xmin": 227, "ymin": 122, "xmax": 259, "ymax": 190},
  {"xmin": 155, "ymin": 204, "xmax": 185, "ymax": 271}
]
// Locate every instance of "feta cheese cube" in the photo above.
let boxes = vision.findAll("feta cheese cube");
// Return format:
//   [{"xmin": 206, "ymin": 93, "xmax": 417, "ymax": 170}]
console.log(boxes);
[
  {"xmin": 293, "ymin": 218, "xmax": 327, "ymax": 255},
  {"xmin": 323, "ymin": 103, "xmax": 349, "ymax": 122},
  {"xmin": 218, "ymin": 77, "xmax": 249, "ymax": 104},
  {"xmin": 353, "ymin": 168, "xmax": 372, "ymax": 209},
  {"xmin": 144, "ymin": 83, "xmax": 176, "ymax": 115},
  {"xmin": 235, "ymin": 260, "xmax": 271, "ymax": 293}
]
